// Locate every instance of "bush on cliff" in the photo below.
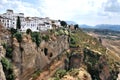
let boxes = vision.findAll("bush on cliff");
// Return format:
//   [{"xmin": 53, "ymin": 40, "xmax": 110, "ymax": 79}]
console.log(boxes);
[
  {"xmin": 54, "ymin": 69, "xmax": 67, "ymax": 79},
  {"xmin": 42, "ymin": 34, "xmax": 49, "ymax": 42},
  {"xmin": 13, "ymin": 32, "xmax": 22, "ymax": 43},
  {"xmin": 1, "ymin": 57, "xmax": 15, "ymax": 80},
  {"xmin": 10, "ymin": 28, "xmax": 17, "ymax": 35},
  {"xmin": 31, "ymin": 32, "xmax": 41, "ymax": 47},
  {"xmin": 26, "ymin": 28, "xmax": 32, "ymax": 34}
]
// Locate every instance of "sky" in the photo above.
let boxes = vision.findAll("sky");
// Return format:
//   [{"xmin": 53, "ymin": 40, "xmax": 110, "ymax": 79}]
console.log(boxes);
[{"xmin": 0, "ymin": 0, "xmax": 120, "ymax": 26}]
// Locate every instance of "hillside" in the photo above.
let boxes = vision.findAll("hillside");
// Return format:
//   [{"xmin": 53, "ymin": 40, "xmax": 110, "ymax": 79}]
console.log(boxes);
[
  {"xmin": 48, "ymin": 28, "xmax": 119, "ymax": 80},
  {"xmin": 0, "ymin": 25, "xmax": 119, "ymax": 80}
]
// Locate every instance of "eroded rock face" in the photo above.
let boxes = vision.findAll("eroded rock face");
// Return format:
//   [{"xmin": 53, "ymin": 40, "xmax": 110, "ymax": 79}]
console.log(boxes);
[
  {"xmin": 0, "ymin": 23, "xmax": 11, "ymax": 45},
  {"xmin": 0, "ymin": 62, "xmax": 6, "ymax": 80},
  {"xmin": 61, "ymin": 68, "xmax": 92, "ymax": 80},
  {"xmin": 0, "ymin": 46, "xmax": 6, "ymax": 80},
  {"xmin": 12, "ymin": 35, "xmax": 69, "ymax": 80},
  {"xmin": 98, "ymin": 56, "xmax": 111, "ymax": 80}
]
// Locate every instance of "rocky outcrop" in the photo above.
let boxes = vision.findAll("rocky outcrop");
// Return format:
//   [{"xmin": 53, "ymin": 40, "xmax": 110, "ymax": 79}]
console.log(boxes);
[
  {"xmin": 0, "ymin": 62, "xmax": 6, "ymax": 80},
  {"xmin": 12, "ymin": 34, "xmax": 69, "ymax": 80},
  {"xmin": 0, "ymin": 23, "xmax": 11, "ymax": 45},
  {"xmin": 61, "ymin": 68, "xmax": 92, "ymax": 80},
  {"xmin": 0, "ymin": 46, "xmax": 6, "ymax": 80}
]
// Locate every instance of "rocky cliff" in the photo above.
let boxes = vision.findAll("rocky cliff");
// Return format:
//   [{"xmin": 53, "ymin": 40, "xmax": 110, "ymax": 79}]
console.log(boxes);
[
  {"xmin": 0, "ymin": 24, "xmax": 119, "ymax": 80},
  {"xmin": 12, "ymin": 34, "xmax": 69, "ymax": 80},
  {"xmin": 0, "ymin": 24, "xmax": 10, "ymax": 80},
  {"xmin": 0, "ymin": 46, "xmax": 6, "ymax": 80}
]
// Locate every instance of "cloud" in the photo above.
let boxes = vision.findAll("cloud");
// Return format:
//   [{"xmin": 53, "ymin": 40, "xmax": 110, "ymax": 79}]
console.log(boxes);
[
  {"xmin": 39, "ymin": 0, "xmax": 107, "ymax": 20},
  {"xmin": 0, "ymin": 0, "xmax": 120, "ymax": 25},
  {"xmin": 0, "ymin": 0, "xmax": 42, "ymax": 17},
  {"xmin": 103, "ymin": 0, "xmax": 120, "ymax": 12}
]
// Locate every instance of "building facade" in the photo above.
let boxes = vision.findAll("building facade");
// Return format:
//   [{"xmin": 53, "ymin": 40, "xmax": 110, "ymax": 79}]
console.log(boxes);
[{"xmin": 0, "ymin": 9, "xmax": 61, "ymax": 32}]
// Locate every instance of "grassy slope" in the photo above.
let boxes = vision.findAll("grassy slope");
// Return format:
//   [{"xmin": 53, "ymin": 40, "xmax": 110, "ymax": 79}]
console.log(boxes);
[{"xmin": 70, "ymin": 29, "xmax": 106, "ymax": 54}]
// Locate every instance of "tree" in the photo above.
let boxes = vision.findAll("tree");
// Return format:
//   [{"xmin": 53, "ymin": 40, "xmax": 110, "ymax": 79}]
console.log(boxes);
[
  {"xmin": 16, "ymin": 16, "xmax": 21, "ymax": 30},
  {"xmin": 74, "ymin": 24, "xmax": 79, "ymax": 30},
  {"xmin": 14, "ymin": 32, "xmax": 22, "ymax": 43},
  {"xmin": 26, "ymin": 28, "xmax": 32, "ymax": 34},
  {"xmin": 60, "ymin": 21, "xmax": 67, "ymax": 27},
  {"xmin": 10, "ymin": 28, "xmax": 17, "ymax": 35}
]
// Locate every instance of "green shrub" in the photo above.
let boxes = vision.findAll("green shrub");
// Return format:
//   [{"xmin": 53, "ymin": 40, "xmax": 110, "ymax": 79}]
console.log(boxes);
[
  {"xmin": 1, "ymin": 57, "xmax": 15, "ymax": 80},
  {"xmin": 26, "ymin": 28, "xmax": 32, "ymax": 34},
  {"xmin": 1, "ymin": 43, "xmax": 7, "ymax": 49},
  {"xmin": 10, "ymin": 28, "xmax": 17, "ymax": 35},
  {"xmin": 14, "ymin": 32, "xmax": 22, "ymax": 43},
  {"xmin": 54, "ymin": 69, "xmax": 67, "ymax": 79},
  {"xmin": 6, "ymin": 47, "xmax": 13, "ymax": 58},
  {"xmin": 42, "ymin": 35, "xmax": 49, "ymax": 42},
  {"xmin": 31, "ymin": 32, "xmax": 41, "ymax": 47}
]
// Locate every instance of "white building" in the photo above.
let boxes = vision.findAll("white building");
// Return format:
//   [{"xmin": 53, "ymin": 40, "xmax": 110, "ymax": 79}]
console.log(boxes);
[
  {"xmin": 0, "ymin": 16, "xmax": 12, "ymax": 29},
  {"xmin": 21, "ymin": 17, "xmax": 52, "ymax": 32},
  {"xmin": 0, "ymin": 9, "xmax": 25, "ymax": 29},
  {"xmin": 0, "ymin": 9, "xmax": 61, "ymax": 32}
]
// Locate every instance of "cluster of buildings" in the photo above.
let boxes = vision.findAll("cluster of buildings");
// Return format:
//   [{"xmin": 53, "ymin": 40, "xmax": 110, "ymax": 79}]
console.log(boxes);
[{"xmin": 0, "ymin": 9, "xmax": 61, "ymax": 32}]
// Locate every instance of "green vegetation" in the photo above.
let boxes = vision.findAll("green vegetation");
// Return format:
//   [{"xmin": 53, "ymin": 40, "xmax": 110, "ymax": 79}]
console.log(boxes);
[
  {"xmin": 1, "ymin": 43, "xmax": 13, "ymax": 58},
  {"xmin": 83, "ymin": 48, "xmax": 101, "ymax": 80},
  {"xmin": 42, "ymin": 34, "xmax": 49, "ymax": 42},
  {"xmin": 1, "ymin": 57, "xmax": 15, "ymax": 80},
  {"xmin": 60, "ymin": 21, "xmax": 67, "ymax": 27},
  {"xmin": 69, "ymin": 29, "xmax": 106, "ymax": 53},
  {"xmin": 6, "ymin": 47, "xmax": 13, "ymax": 58},
  {"xmin": 32, "ymin": 70, "xmax": 41, "ymax": 80},
  {"xmin": 16, "ymin": 16, "xmax": 21, "ymax": 30},
  {"xmin": 10, "ymin": 28, "xmax": 17, "ymax": 36},
  {"xmin": 74, "ymin": 24, "xmax": 79, "ymax": 30},
  {"xmin": 26, "ymin": 28, "xmax": 32, "ymax": 34},
  {"xmin": 54, "ymin": 69, "xmax": 67, "ymax": 79},
  {"xmin": 31, "ymin": 32, "xmax": 41, "ymax": 47},
  {"xmin": 54, "ymin": 28, "xmax": 69, "ymax": 36},
  {"xmin": 13, "ymin": 32, "xmax": 22, "ymax": 43}
]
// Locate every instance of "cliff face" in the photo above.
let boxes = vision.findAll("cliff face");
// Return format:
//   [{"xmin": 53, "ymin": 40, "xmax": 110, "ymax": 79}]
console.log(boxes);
[
  {"xmin": 0, "ymin": 46, "xmax": 6, "ymax": 80},
  {"xmin": 12, "ymin": 34, "xmax": 69, "ymax": 80},
  {"xmin": 0, "ymin": 24, "xmax": 10, "ymax": 80}
]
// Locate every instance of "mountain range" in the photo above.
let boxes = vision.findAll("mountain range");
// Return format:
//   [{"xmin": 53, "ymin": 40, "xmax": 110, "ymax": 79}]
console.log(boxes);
[
  {"xmin": 66, "ymin": 21, "xmax": 120, "ymax": 31},
  {"xmin": 80, "ymin": 24, "xmax": 120, "ymax": 31}
]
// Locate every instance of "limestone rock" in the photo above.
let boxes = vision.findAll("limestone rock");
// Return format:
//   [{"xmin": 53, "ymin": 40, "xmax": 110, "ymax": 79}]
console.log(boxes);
[
  {"xmin": 0, "ymin": 62, "xmax": 6, "ymax": 80},
  {"xmin": 12, "ymin": 35, "xmax": 69, "ymax": 80},
  {"xmin": 0, "ymin": 46, "xmax": 6, "ymax": 80},
  {"xmin": 62, "ymin": 68, "xmax": 92, "ymax": 80}
]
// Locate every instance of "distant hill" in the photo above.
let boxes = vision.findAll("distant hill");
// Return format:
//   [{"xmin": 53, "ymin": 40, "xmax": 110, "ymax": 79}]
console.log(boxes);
[
  {"xmin": 79, "ymin": 24, "xmax": 93, "ymax": 28},
  {"xmin": 80, "ymin": 24, "xmax": 120, "ymax": 31},
  {"xmin": 66, "ymin": 21, "xmax": 76, "ymax": 25},
  {"xmin": 95, "ymin": 24, "xmax": 120, "ymax": 31}
]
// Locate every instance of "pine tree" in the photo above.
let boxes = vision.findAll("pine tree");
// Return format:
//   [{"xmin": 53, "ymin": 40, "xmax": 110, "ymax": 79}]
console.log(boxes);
[{"xmin": 16, "ymin": 16, "xmax": 21, "ymax": 30}]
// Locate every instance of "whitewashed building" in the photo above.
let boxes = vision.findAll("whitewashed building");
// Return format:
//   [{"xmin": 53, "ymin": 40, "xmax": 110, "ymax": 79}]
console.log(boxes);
[
  {"xmin": 0, "ymin": 16, "xmax": 12, "ymax": 29},
  {"xmin": 21, "ymin": 17, "xmax": 52, "ymax": 32},
  {"xmin": 0, "ymin": 9, "xmax": 25, "ymax": 29},
  {"xmin": 0, "ymin": 9, "xmax": 61, "ymax": 32}
]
